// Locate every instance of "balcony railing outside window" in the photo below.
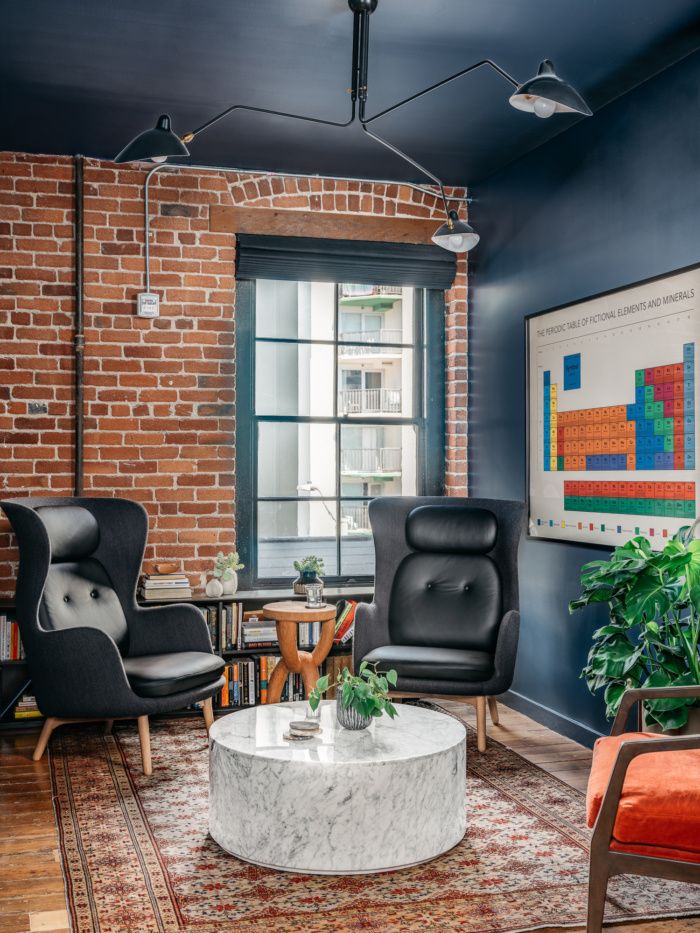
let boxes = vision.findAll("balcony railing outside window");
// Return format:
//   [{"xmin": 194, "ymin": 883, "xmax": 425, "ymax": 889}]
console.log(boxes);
[
  {"xmin": 342, "ymin": 503, "xmax": 371, "ymax": 532},
  {"xmin": 341, "ymin": 447, "xmax": 401, "ymax": 472},
  {"xmin": 339, "ymin": 285, "xmax": 403, "ymax": 298},
  {"xmin": 339, "ymin": 388, "xmax": 402, "ymax": 414},
  {"xmin": 337, "ymin": 328, "xmax": 402, "ymax": 355}
]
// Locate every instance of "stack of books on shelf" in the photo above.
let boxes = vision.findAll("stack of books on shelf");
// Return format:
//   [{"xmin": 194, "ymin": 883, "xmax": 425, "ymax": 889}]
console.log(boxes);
[
  {"xmin": 138, "ymin": 572, "xmax": 192, "ymax": 601},
  {"xmin": 0, "ymin": 614, "xmax": 24, "ymax": 660},
  {"xmin": 14, "ymin": 693, "xmax": 40, "ymax": 719},
  {"xmin": 333, "ymin": 599, "xmax": 357, "ymax": 645},
  {"xmin": 241, "ymin": 615, "xmax": 278, "ymax": 649}
]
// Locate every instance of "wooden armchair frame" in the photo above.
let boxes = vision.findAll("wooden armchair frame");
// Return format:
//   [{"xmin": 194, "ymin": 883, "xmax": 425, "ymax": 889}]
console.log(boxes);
[{"xmin": 587, "ymin": 685, "xmax": 700, "ymax": 932}]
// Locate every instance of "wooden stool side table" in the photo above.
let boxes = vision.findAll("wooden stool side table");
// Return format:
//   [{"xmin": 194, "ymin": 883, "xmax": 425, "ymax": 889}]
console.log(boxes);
[{"xmin": 262, "ymin": 601, "xmax": 337, "ymax": 703}]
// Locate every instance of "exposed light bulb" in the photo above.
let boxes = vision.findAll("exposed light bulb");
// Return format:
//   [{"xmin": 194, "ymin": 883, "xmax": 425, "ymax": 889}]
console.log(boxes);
[
  {"xmin": 448, "ymin": 233, "xmax": 465, "ymax": 250},
  {"xmin": 533, "ymin": 97, "xmax": 556, "ymax": 119},
  {"xmin": 151, "ymin": 155, "xmax": 168, "ymax": 163}
]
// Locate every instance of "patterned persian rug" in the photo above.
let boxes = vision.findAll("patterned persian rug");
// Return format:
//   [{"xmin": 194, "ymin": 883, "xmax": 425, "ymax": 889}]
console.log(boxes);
[{"xmin": 49, "ymin": 714, "xmax": 700, "ymax": 933}]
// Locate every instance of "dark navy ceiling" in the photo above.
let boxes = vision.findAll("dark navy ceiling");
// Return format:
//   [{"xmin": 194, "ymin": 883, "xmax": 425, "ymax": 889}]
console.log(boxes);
[{"xmin": 3, "ymin": 0, "xmax": 700, "ymax": 185}]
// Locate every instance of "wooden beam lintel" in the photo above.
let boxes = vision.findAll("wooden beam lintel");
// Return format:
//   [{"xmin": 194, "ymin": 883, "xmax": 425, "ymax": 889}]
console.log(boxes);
[{"xmin": 209, "ymin": 205, "xmax": 438, "ymax": 244}]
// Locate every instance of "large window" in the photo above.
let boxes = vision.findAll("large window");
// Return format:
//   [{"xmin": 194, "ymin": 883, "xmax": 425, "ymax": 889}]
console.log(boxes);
[{"xmin": 236, "ymin": 279, "xmax": 444, "ymax": 586}]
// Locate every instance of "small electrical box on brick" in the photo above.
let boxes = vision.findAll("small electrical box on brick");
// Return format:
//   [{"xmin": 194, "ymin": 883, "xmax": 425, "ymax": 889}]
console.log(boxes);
[{"xmin": 137, "ymin": 292, "xmax": 160, "ymax": 318}]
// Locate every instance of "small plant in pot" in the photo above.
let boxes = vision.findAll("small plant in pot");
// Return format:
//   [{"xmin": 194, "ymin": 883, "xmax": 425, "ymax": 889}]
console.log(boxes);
[
  {"xmin": 292, "ymin": 555, "xmax": 325, "ymax": 595},
  {"xmin": 309, "ymin": 661, "xmax": 399, "ymax": 730},
  {"xmin": 206, "ymin": 551, "xmax": 244, "ymax": 597},
  {"xmin": 569, "ymin": 524, "xmax": 700, "ymax": 733}
]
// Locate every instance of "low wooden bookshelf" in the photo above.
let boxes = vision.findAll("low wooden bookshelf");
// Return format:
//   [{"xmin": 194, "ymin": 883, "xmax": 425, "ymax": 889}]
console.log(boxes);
[{"xmin": 0, "ymin": 587, "xmax": 372, "ymax": 731}]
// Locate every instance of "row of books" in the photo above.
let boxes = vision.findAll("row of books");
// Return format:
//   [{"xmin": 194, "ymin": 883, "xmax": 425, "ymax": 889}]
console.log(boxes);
[
  {"xmin": 333, "ymin": 599, "xmax": 357, "ymax": 644},
  {"xmin": 14, "ymin": 693, "xmax": 40, "ymax": 719},
  {"xmin": 202, "ymin": 602, "xmax": 242, "ymax": 652},
  {"xmin": 215, "ymin": 653, "xmax": 353, "ymax": 708},
  {"xmin": 205, "ymin": 601, "xmax": 358, "ymax": 653},
  {"xmin": 218, "ymin": 656, "xmax": 284, "ymax": 707},
  {"xmin": 0, "ymin": 615, "xmax": 24, "ymax": 661},
  {"xmin": 139, "ymin": 573, "xmax": 193, "ymax": 601}
]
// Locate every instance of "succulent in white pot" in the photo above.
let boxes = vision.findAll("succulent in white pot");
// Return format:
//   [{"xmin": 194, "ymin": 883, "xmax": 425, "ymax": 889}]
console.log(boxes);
[{"xmin": 210, "ymin": 551, "xmax": 244, "ymax": 596}]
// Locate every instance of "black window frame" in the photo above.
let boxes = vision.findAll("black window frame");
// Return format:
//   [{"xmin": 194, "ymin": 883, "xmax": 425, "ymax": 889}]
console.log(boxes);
[{"xmin": 235, "ymin": 279, "xmax": 445, "ymax": 589}]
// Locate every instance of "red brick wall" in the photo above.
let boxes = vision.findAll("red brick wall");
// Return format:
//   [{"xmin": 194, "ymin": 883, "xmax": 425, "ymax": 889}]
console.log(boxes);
[{"xmin": 0, "ymin": 152, "xmax": 468, "ymax": 597}]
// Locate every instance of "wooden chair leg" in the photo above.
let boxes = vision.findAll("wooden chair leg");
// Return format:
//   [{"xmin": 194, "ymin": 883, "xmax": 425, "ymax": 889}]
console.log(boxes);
[
  {"xmin": 487, "ymin": 696, "xmax": 500, "ymax": 725},
  {"xmin": 476, "ymin": 696, "xmax": 487, "ymax": 752},
  {"xmin": 33, "ymin": 717, "xmax": 59, "ymax": 761},
  {"xmin": 137, "ymin": 715, "xmax": 152, "ymax": 776},
  {"xmin": 586, "ymin": 853, "xmax": 609, "ymax": 933},
  {"xmin": 104, "ymin": 719, "xmax": 114, "ymax": 734},
  {"xmin": 203, "ymin": 697, "xmax": 214, "ymax": 734}
]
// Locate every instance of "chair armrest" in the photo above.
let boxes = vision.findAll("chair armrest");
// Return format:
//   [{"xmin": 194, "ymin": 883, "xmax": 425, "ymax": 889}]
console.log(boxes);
[
  {"xmin": 591, "ymin": 733, "xmax": 700, "ymax": 849},
  {"xmin": 127, "ymin": 602, "xmax": 214, "ymax": 657},
  {"xmin": 352, "ymin": 601, "xmax": 390, "ymax": 671},
  {"xmin": 611, "ymin": 685, "xmax": 700, "ymax": 736},
  {"xmin": 481, "ymin": 609, "xmax": 520, "ymax": 695},
  {"xmin": 31, "ymin": 627, "xmax": 135, "ymax": 717}
]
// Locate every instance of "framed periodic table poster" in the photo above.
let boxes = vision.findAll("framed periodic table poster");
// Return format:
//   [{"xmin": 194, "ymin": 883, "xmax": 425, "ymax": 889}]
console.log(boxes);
[{"xmin": 526, "ymin": 263, "xmax": 700, "ymax": 548}]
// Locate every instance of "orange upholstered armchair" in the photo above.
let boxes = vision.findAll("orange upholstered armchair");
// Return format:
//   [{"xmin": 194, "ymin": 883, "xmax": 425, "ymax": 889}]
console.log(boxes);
[{"xmin": 585, "ymin": 685, "xmax": 700, "ymax": 933}]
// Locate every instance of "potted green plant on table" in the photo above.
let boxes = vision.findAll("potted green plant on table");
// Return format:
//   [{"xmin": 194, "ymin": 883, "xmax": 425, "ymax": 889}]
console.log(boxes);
[
  {"xmin": 569, "ymin": 524, "xmax": 700, "ymax": 732},
  {"xmin": 206, "ymin": 551, "xmax": 244, "ymax": 597},
  {"xmin": 309, "ymin": 661, "xmax": 399, "ymax": 730},
  {"xmin": 292, "ymin": 555, "xmax": 325, "ymax": 595}
]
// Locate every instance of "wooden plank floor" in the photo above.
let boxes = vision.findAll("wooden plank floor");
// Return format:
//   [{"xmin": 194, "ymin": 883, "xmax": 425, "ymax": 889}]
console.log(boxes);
[{"xmin": 0, "ymin": 702, "xmax": 697, "ymax": 933}]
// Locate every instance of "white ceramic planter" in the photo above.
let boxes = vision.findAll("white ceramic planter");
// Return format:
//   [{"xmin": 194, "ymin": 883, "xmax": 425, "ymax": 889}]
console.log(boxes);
[
  {"xmin": 222, "ymin": 572, "xmax": 238, "ymax": 596},
  {"xmin": 205, "ymin": 578, "xmax": 224, "ymax": 598}
]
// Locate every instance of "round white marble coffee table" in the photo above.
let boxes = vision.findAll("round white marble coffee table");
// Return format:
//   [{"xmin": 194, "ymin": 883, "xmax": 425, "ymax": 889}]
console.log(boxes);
[{"xmin": 208, "ymin": 700, "xmax": 466, "ymax": 874}]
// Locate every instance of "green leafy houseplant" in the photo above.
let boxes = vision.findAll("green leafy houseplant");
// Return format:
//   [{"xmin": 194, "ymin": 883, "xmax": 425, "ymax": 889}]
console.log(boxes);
[
  {"xmin": 293, "ymin": 555, "xmax": 325, "ymax": 577},
  {"xmin": 309, "ymin": 662, "xmax": 399, "ymax": 722},
  {"xmin": 569, "ymin": 524, "xmax": 700, "ymax": 731},
  {"xmin": 213, "ymin": 551, "xmax": 244, "ymax": 580}
]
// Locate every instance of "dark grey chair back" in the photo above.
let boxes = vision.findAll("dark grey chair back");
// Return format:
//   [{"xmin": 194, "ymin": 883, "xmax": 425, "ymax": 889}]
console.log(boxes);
[{"xmin": 389, "ymin": 505, "xmax": 502, "ymax": 652}]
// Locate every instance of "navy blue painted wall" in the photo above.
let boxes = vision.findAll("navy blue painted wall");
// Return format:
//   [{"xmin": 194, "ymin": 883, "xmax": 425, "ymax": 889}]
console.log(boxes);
[{"xmin": 469, "ymin": 49, "xmax": 700, "ymax": 744}]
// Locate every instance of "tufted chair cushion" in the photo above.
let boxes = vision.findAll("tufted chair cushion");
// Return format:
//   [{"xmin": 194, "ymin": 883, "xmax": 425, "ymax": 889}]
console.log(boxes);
[
  {"xmin": 389, "ymin": 553, "xmax": 501, "ymax": 651},
  {"xmin": 388, "ymin": 504, "xmax": 502, "ymax": 652},
  {"xmin": 39, "ymin": 558, "xmax": 129, "ymax": 650}
]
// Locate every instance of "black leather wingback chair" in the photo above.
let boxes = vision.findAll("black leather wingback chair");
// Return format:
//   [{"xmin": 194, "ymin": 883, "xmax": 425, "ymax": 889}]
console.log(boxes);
[
  {"xmin": 353, "ymin": 496, "xmax": 525, "ymax": 751},
  {"xmin": 1, "ymin": 496, "xmax": 225, "ymax": 774}
]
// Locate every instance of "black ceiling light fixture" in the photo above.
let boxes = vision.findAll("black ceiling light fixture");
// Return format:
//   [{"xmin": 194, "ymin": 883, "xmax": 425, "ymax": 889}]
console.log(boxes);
[
  {"xmin": 114, "ymin": 114, "xmax": 190, "ymax": 164},
  {"xmin": 114, "ymin": 0, "xmax": 592, "ymax": 252},
  {"xmin": 509, "ymin": 60, "xmax": 593, "ymax": 118}
]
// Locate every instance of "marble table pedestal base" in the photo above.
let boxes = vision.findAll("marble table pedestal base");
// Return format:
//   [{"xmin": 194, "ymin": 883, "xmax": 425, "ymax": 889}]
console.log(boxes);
[{"xmin": 209, "ymin": 701, "xmax": 466, "ymax": 874}]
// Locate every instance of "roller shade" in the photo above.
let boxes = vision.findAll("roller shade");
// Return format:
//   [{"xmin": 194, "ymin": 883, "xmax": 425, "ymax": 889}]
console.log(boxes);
[{"xmin": 236, "ymin": 234, "xmax": 456, "ymax": 289}]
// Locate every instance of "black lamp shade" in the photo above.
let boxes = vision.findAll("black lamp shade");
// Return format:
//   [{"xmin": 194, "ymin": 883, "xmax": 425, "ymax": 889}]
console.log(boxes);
[
  {"xmin": 114, "ymin": 114, "xmax": 190, "ymax": 164},
  {"xmin": 431, "ymin": 210, "xmax": 479, "ymax": 253},
  {"xmin": 509, "ymin": 60, "xmax": 592, "ymax": 117}
]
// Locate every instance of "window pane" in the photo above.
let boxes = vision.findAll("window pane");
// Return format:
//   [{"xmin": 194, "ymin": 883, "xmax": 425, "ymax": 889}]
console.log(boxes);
[
  {"xmin": 256, "ymin": 279, "xmax": 335, "ymax": 341},
  {"xmin": 337, "ymin": 349, "xmax": 413, "ymax": 417},
  {"xmin": 258, "ymin": 422, "xmax": 336, "ymax": 497},
  {"xmin": 340, "ymin": 424, "xmax": 417, "ymax": 495},
  {"xmin": 338, "ymin": 285, "xmax": 413, "ymax": 345},
  {"xmin": 257, "ymin": 500, "xmax": 338, "ymax": 579},
  {"xmin": 340, "ymin": 500, "xmax": 375, "ymax": 576},
  {"xmin": 256, "ymin": 342, "xmax": 334, "ymax": 416}
]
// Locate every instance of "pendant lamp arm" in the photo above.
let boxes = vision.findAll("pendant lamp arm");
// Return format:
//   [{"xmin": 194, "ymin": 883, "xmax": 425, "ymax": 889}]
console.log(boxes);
[
  {"xmin": 360, "ymin": 58, "xmax": 519, "ymax": 125},
  {"xmin": 181, "ymin": 99, "xmax": 357, "ymax": 145}
]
